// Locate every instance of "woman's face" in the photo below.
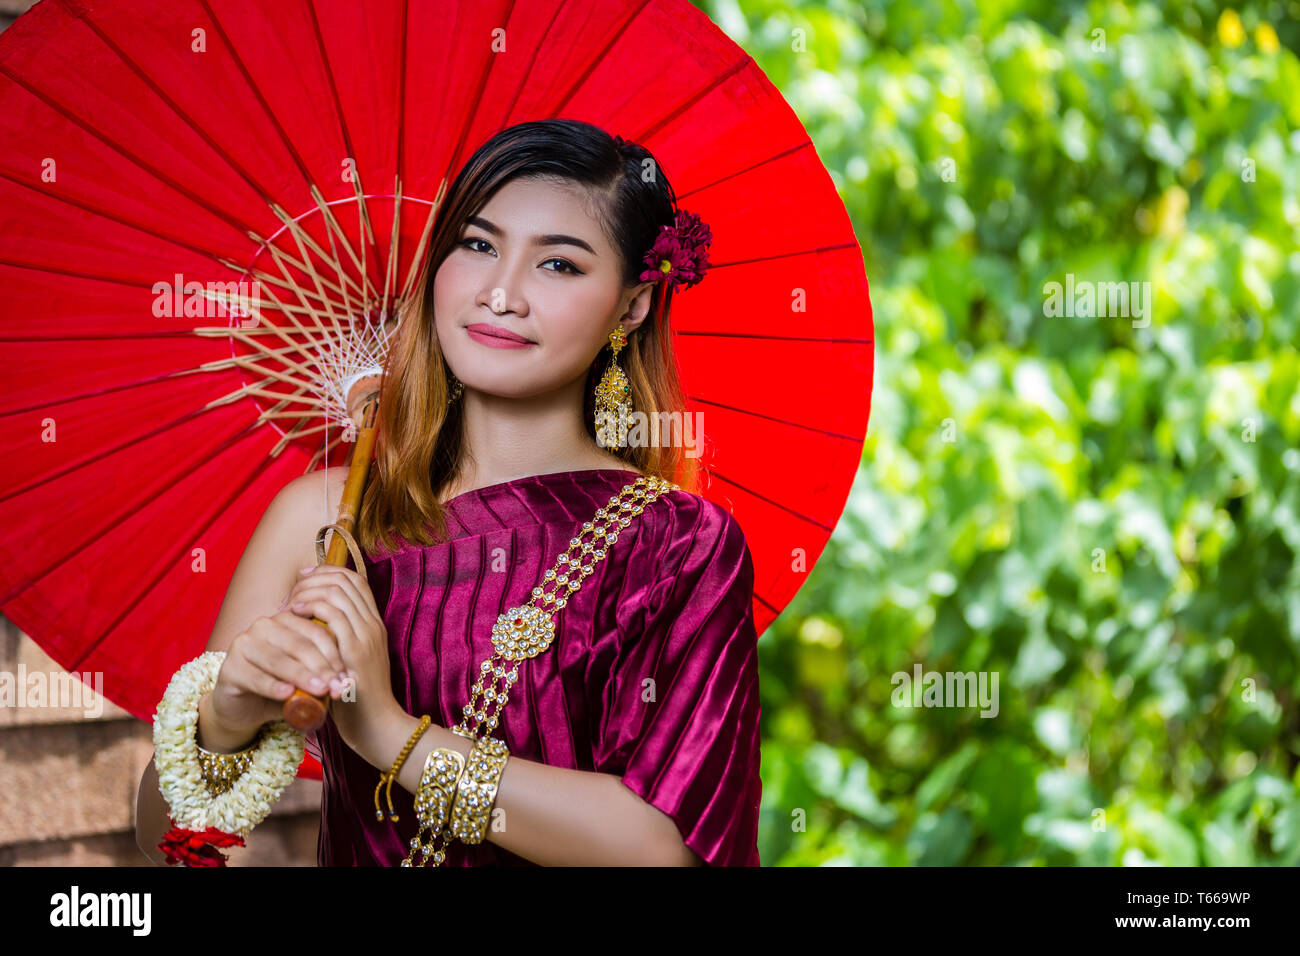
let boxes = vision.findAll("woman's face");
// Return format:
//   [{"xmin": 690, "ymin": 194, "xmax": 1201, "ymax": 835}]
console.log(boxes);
[{"xmin": 433, "ymin": 175, "xmax": 653, "ymax": 400}]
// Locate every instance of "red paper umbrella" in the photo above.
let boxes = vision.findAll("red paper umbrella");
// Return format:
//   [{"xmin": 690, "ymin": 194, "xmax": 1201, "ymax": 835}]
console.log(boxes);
[{"xmin": 0, "ymin": 0, "xmax": 873, "ymax": 759}]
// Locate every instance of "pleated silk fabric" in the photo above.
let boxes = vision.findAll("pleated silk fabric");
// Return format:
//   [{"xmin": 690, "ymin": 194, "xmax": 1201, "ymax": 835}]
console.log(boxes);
[{"xmin": 308, "ymin": 468, "xmax": 762, "ymax": 866}]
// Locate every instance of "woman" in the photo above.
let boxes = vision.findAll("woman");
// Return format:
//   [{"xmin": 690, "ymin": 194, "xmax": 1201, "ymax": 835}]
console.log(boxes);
[{"xmin": 136, "ymin": 119, "xmax": 762, "ymax": 867}]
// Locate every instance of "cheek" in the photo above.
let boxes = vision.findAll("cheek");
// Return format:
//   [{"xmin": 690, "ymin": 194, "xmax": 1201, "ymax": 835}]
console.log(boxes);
[
  {"xmin": 539, "ymin": 283, "xmax": 620, "ymax": 342},
  {"xmin": 538, "ymin": 305, "xmax": 609, "ymax": 361},
  {"xmin": 431, "ymin": 261, "xmax": 475, "ymax": 352},
  {"xmin": 431, "ymin": 261, "xmax": 463, "ymax": 320}
]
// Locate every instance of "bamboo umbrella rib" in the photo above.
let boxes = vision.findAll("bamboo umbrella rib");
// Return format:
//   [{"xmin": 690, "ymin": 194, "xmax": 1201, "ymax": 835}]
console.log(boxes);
[
  {"xmin": 219, "ymin": 332, "xmax": 323, "ymax": 390},
  {"xmin": 266, "ymin": 255, "xmax": 377, "ymax": 417},
  {"xmin": 192, "ymin": 321, "xmax": 360, "ymax": 339},
  {"xmin": 334, "ymin": 175, "xmax": 382, "ymax": 298},
  {"xmin": 350, "ymin": 173, "xmax": 379, "ymax": 248},
  {"xmin": 401, "ymin": 178, "xmax": 447, "ymax": 300},
  {"xmin": 274, "ymin": 420, "xmax": 335, "ymax": 442},
  {"xmin": 382, "ymin": 178, "xmax": 403, "ymax": 320},
  {"xmin": 306, "ymin": 427, "xmax": 351, "ymax": 473},
  {"xmin": 205, "ymin": 384, "xmax": 315, "ymax": 410},
  {"xmin": 200, "ymin": 200, "xmax": 400, "ymax": 442},
  {"xmin": 201, "ymin": 377, "xmax": 288, "ymax": 410},
  {"xmin": 329, "ymin": 202, "xmax": 371, "ymax": 318},
  {"xmin": 201, "ymin": 274, "xmax": 333, "ymax": 381},
  {"xmin": 199, "ymin": 337, "xmax": 342, "ymax": 376},
  {"xmin": 219, "ymin": 248, "xmax": 354, "ymax": 311},
  {"xmin": 268, "ymin": 202, "xmax": 371, "ymax": 308},
  {"xmin": 259, "ymin": 410, "xmax": 331, "ymax": 420},
  {"xmin": 194, "ymin": 294, "xmax": 342, "ymax": 324},
  {"xmin": 267, "ymin": 410, "xmax": 317, "ymax": 457},
  {"xmin": 254, "ymin": 235, "xmax": 350, "ymax": 357},
  {"xmin": 308, "ymin": 180, "xmax": 380, "ymax": 306}
]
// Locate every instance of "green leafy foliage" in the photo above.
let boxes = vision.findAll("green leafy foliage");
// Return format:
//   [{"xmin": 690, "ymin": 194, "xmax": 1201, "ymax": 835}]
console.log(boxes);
[{"xmin": 692, "ymin": 0, "xmax": 1300, "ymax": 865}]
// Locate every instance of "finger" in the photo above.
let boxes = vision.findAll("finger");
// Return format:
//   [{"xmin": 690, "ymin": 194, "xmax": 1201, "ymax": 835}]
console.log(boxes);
[
  {"xmin": 289, "ymin": 580, "xmax": 372, "ymax": 642},
  {"xmin": 221, "ymin": 651, "xmax": 298, "ymax": 703},
  {"xmin": 289, "ymin": 595, "xmax": 365, "ymax": 655},
  {"xmin": 243, "ymin": 625, "xmax": 343, "ymax": 696},
  {"xmin": 268, "ymin": 610, "xmax": 354, "ymax": 686},
  {"xmin": 237, "ymin": 655, "xmax": 342, "ymax": 717},
  {"xmin": 269, "ymin": 606, "xmax": 347, "ymax": 676},
  {"xmin": 295, "ymin": 565, "xmax": 380, "ymax": 618}
]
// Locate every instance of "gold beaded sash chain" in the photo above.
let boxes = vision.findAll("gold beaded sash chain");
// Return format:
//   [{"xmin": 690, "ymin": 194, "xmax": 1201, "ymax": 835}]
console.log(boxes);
[{"xmin": 401, "ymin": 474, "xmax": 679, "ymax": 867}]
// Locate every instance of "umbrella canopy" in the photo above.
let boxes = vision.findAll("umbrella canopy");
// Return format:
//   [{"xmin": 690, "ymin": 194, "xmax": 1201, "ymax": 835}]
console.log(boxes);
[{"xmin": 0, "ymin": 0, "xmax": 873, "ymax": 737}]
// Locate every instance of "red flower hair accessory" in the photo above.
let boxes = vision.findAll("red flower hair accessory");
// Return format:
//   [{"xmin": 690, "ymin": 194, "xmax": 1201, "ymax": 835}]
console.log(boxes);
[{"xmin": 639, "ymin": 208, "xmax": 713, "ymax": 292}]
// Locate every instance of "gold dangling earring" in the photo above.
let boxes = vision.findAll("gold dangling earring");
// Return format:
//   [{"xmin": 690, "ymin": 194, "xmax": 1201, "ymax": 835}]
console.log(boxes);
[
  {"xmin": 593, "ymin": 325, "xmax": 632, "ymax": 448},
  {"xmin": 447, "ymin": 370, "xmax": 464, "ymax": 407}
]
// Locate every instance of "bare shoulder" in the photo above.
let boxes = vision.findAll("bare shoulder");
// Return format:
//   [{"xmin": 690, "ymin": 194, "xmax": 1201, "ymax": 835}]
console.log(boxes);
[
  {"xmin": 269, "ymin": 468, "xmax": 349, "ymax": 569},
  {"xmin": 204, "ymin": 467, "xmax": 349, "ymax": 655},
  {"xmin": 276, "ymin": 466, "xmax": 348, "ymax": 510}
]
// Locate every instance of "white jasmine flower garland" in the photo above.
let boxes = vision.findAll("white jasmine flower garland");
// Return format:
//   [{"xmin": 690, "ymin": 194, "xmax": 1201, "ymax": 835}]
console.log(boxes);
[{"xmin": 152, "ymin": 651, "xmax": 304, "ymax": 838}]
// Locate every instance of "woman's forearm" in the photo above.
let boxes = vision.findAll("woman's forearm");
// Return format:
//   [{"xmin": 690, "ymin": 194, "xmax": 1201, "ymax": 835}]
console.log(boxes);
[{"xmin": 362, "ymin": 708, "xmax": 700, "ymax": 866}]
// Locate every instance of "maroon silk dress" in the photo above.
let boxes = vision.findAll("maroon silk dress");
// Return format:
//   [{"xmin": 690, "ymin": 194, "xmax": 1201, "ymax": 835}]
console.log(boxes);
[{"xmin": 307, "ymin": 467, "xmax": 762, "ymax": 866}]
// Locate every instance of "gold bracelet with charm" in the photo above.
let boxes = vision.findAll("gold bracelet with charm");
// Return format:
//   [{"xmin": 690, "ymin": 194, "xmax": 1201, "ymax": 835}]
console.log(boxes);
[{"xmin": 375, "ymin": 714, "xmax": 432, "ymax": 822}]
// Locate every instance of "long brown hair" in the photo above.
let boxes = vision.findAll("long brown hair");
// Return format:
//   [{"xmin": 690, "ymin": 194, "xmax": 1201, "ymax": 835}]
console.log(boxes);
[{"xmin": 357, "ymin": 119, "xmax": 701, "ymax": 557}]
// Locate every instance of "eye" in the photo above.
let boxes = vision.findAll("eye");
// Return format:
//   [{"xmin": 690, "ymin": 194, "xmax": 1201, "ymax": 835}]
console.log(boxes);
[
  {"xmin": 458, "ymin": 237, "xmax": 582, "ymax": 276},
  {"xmin": 542, "ymin": 258, "xmax": 583, "ymax": 276}
]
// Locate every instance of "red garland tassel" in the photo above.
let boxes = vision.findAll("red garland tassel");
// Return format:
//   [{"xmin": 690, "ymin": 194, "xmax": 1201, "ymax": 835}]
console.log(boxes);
[{"xmin": 158, "ymin": 820, "xmax": 246, "ymax": 867}]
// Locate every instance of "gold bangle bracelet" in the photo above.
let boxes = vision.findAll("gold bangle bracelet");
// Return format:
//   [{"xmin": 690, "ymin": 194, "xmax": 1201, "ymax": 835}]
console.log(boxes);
[
  {"xmin": 375, "ymin": 714, "xmax": 432, "ymax": 823},
  {"xmin": 197, "ymin": 727, "xmax": 265, "ymax": 797},
  {"xmin": 403, "ymin": 747, "xmax": 468, "ymax": 867},
  {"xmin": 448, "ymin": 736, "xmax": 509, "ymax": 845}
]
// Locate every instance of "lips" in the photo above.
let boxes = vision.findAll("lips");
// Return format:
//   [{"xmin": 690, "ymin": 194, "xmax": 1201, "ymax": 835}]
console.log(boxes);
[{"xmin": 464, "ymin": 323, "xmax": 535, "ymax": 344}]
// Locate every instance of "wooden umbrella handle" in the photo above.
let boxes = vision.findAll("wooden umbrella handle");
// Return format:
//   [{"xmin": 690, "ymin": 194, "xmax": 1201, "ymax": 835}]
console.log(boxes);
[{"xmin": 282, "ymin": 392, "xmax": 381, "ymax": 732}]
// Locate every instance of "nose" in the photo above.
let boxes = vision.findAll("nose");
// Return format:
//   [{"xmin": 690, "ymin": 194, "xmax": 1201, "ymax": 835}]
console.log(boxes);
[{"xmin": 475, "ymin": 262, "xmax": 529, "ymax": 317}]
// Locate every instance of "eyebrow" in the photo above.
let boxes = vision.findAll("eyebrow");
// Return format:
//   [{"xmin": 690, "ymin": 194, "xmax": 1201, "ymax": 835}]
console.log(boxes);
[{"xmin": 463, "ymin": 216, "xmax": 596, "ymax": 255}]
